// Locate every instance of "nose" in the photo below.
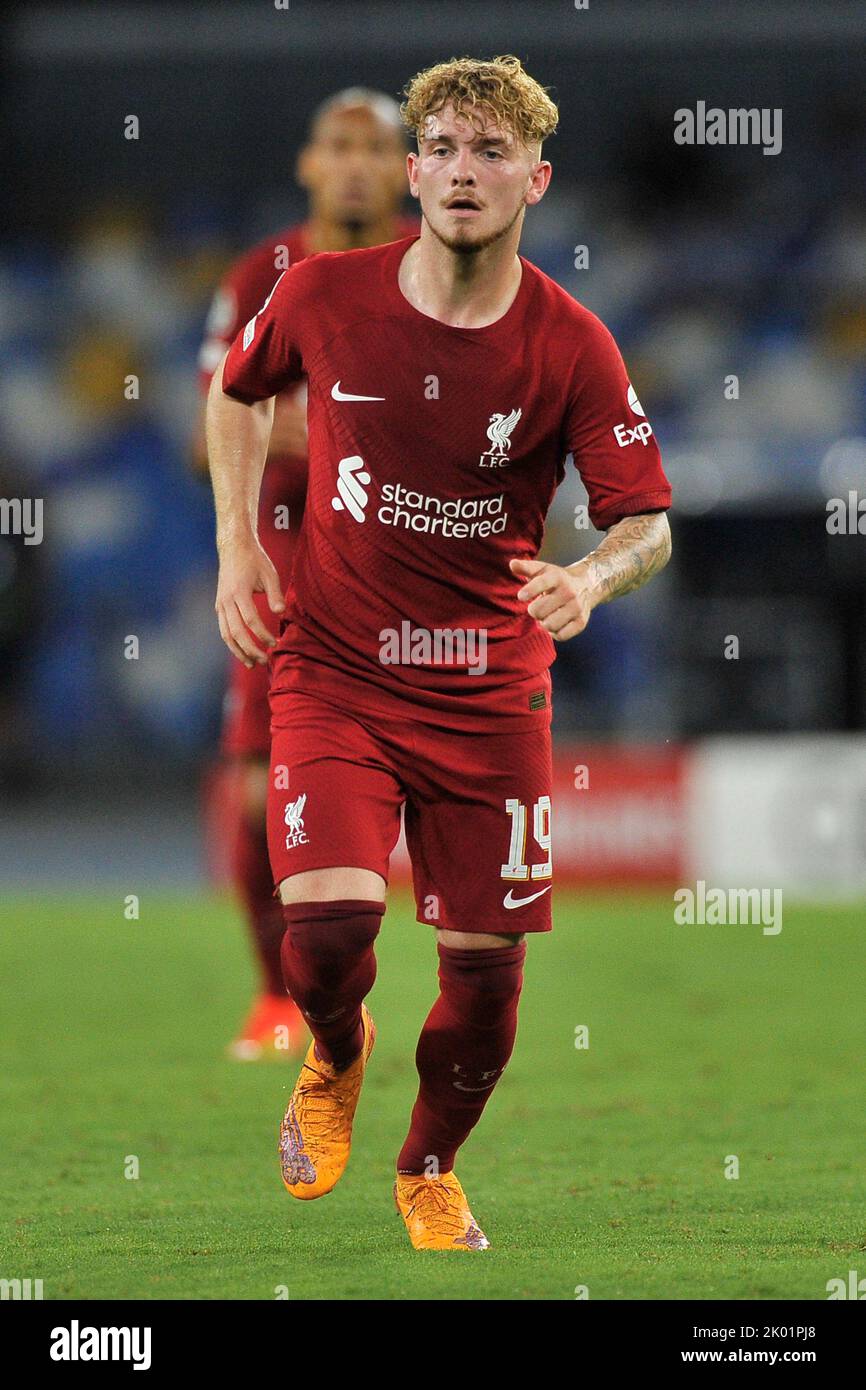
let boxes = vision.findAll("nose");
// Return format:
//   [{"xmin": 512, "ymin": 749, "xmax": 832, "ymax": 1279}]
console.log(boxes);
[{"xmin": 450, "ymin": 148, "xmax": 477, "ymax": 185}]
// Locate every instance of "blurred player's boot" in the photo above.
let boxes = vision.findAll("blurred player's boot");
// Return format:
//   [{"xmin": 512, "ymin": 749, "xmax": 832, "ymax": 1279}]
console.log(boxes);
[
  {"xmin": 279, "ymin": 1003, "xmax": 375, "ymax": 1199},
  {"xmin": 394, "ymin": 1171, "xmax": 490, "ymax": 1251},
  {"xmin": 228, "ymin": 993, "xmax": 307, "ymax": 1060}
]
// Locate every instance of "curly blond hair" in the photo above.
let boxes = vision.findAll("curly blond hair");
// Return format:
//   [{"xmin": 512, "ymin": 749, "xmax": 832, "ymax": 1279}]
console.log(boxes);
[{"xmin": 401, "ymin": 54, "xmax": 558, "ymax": 151}]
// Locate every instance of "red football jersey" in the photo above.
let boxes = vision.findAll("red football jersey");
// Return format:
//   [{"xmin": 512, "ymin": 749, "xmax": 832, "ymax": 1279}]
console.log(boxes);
[
  {"xmin": 200, "ymin": 220, "xmax": 420, "ymax": 581},
  {"xmin": 221, "ymin": 234, "xmax": 672, "ymax": 731}
]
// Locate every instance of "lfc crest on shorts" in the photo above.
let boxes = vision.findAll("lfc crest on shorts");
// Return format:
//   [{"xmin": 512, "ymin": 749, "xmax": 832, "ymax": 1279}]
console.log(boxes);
[
  {"xmin": 479, "ymin": 407, "xmax": 522, "ymax": 468},
  {"xmin": 284, "ymin": 793, "xmax": 309, "ymax": 849}
]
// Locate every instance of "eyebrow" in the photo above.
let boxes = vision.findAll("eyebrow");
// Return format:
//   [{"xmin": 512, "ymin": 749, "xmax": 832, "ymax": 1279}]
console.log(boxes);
[{"xmin": 420, "ymin": 132, "xmax": 511, "ymax": 148}]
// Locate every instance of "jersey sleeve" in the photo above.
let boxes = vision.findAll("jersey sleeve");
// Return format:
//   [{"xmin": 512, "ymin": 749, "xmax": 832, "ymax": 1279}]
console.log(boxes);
[
  {"xmin": 220, "ymin": 267, "xmax": 305, "ymax": 406},
  {"xmin": 563, "ymin": 317, "xmax": 672, "ymax": 530}
]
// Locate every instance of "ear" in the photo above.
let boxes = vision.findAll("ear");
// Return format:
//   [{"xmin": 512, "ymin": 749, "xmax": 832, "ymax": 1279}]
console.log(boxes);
[
  {"xmin": 524, "ymin": 160, "xmax": 552, "ymax": 207},
  {"xmin": 406, "ymin": 151, "xmax": 420, "ymax": 200}
]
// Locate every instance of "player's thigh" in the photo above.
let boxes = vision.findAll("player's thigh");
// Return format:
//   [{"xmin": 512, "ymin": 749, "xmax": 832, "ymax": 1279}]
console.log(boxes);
[
  {"xmin": 267, "ymin": 693, "xmax": 404, "ymax": 904},
  {"xmin": 405, "ymin": 723, "xmax": 553, "ymax": 937}
]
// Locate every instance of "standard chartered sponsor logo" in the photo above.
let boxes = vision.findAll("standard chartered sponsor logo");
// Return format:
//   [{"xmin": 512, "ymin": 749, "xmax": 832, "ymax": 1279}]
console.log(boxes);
[
  {"xmin": 331, "ymin": 455, "xmax": 371, "ymax": 522},
  {"xmin": 378, "ymin": 482, "xmax": 507, "ymax": 538},
  {"xmin": 331, "ymin": 457, "xmax": 509, "ymax": 538}
]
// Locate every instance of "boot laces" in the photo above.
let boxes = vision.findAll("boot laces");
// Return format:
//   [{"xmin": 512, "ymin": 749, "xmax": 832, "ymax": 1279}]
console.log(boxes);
[
  {"xmin": 293, "ymin": 1061, "xmax": 357, "ymax": 1145},
  {"xmin": 408, "ymin": 1178, "xmax": 469, "ymax": 1239}
]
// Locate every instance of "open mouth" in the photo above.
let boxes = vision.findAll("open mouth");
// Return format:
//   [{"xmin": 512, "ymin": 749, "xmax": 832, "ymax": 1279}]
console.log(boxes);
[{"xmin": 445, "ymin": 197, "xmax": 482, "ymax": 212}]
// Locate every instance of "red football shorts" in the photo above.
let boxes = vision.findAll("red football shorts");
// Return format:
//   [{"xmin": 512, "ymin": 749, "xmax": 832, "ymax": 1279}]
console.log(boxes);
[{"xmin": 266, "ymin": 690, "xmax": 553, "ymax": 935}]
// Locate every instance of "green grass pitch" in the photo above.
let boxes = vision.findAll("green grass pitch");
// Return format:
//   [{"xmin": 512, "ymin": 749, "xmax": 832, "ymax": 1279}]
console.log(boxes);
[{"xmin": 1, "ymin": 889, "xmax": 862, "ymax": 1300}]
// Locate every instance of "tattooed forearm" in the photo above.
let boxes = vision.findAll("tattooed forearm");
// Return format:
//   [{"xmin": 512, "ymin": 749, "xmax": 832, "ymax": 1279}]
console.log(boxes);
[{"xmin": 569, "ymin": 512, "xmax": 672, "ymax": 605}]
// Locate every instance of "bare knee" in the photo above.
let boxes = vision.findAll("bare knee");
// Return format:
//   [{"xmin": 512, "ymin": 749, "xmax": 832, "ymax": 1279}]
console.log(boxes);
[
  {"xmin": 278, "ymin": 867, "xmax": 386, "ymax": 906},
  {"xmin": 435, "ymin": 929, "xmax": 524, "ymax": 950}
]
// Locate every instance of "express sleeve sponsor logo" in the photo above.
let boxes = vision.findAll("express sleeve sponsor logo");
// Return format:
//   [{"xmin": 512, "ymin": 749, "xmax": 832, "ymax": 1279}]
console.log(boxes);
[{"xmin": 613, "ymin": 383, "xmax": 653, "ymax": 447}]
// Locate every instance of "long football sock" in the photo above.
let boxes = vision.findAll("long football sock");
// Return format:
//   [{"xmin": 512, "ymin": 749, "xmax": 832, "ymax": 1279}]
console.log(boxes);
[
  {"xmin": 234, "ymin": 814, "xmax": 286, "ymax": 997},
  {"xmin": 280, "ymin": 900, "xmax": 383, "ymax": 1069},
  {"xmin": 396, "ymin": 940, "xmax": 526, "ymax": 1176}
]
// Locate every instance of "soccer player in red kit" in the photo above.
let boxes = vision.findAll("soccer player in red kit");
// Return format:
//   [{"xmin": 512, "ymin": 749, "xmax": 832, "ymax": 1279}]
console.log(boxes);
[
  {"xmin": 193, "ymin": 88, "xmax": 416, "ymax": 1059},
  {"xmin": 206, "ymin": 56, "xmax": 672, "ymax": 1248}
]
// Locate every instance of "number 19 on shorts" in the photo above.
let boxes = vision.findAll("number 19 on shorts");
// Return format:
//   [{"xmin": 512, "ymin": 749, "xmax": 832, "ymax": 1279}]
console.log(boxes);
[{"xmin": 501, "ymin": 796, "xmax": 552, "ymax": 881}]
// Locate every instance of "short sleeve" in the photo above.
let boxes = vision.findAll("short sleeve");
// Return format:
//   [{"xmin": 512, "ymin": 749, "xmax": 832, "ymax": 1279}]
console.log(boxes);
[
  {"xmin": 220, "ymin": 267, "xmax": 305, "ymax": 406},
  {"xmin": 564, "ymin": 317, "xmax": 671, "ymax": 530}
]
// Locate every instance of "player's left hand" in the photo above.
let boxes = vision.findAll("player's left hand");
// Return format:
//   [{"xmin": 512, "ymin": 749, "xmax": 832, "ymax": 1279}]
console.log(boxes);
[{"xmin": 510, "ymin": 557, "xmax": 596, "ymax": 641}]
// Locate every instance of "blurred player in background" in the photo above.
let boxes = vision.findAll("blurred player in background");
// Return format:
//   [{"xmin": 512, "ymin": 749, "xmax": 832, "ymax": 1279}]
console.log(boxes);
[{"xmin": 193, "ymin": 88, "xmax": 417, "ymax": 1059}]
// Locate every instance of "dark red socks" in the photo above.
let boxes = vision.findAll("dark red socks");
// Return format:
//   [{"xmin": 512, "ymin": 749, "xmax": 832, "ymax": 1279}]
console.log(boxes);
[{"xmin": 397, "ymin": 940, "xmax": 526, "ymax": 1176}]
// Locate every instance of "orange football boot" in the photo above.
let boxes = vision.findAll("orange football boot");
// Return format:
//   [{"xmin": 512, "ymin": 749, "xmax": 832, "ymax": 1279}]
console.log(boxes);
[
  {"xmin": 394, "ymin": 1171, "xmax": 490, "ymax": 1250},
  {"xmin": 278, "ymin": 1004, "xmax": 375, "ymax": 1199},
  {"xmin": 228, "ymin": 993, "xmax": 307, "ymax": 1061}
]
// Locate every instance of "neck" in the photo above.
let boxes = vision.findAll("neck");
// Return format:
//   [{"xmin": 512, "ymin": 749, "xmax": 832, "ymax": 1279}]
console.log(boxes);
[
  {"xmin": 398, "ymin": 219, "xmax": 524, "ymax": 329},
  {"xmin": 305, "ymin": 214, "xmax": 403, "ymax": 253}
]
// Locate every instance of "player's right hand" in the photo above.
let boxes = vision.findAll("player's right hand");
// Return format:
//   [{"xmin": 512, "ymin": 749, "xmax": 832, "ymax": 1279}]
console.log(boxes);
[{"xmin": 215, "ymin": 539, "xmax": 285, "ymax": 668}]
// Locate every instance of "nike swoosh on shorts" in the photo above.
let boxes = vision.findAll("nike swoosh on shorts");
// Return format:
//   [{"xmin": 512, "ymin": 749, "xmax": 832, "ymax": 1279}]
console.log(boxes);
[{"xmin": 502, "ymin": 885, "xmax": 553, "ymax": 909}]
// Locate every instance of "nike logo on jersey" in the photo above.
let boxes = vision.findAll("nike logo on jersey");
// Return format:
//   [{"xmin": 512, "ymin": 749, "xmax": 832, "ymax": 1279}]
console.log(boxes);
[
  {"xmin": 502, "ymin": 885, "xmax": 552, "ymax": 909},
  {"xmin": 331, "ymin": 380, "xmax": 386, "ymax": 402}
]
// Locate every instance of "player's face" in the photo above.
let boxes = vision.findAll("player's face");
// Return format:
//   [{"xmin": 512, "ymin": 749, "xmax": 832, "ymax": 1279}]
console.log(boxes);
[
  {"xmin": 407, "ymin": 103, "xmax": 550, "ymax": 253},
  {"xmin": 297, "ymin": 107, "xmax": 407, "ymax": 228}
]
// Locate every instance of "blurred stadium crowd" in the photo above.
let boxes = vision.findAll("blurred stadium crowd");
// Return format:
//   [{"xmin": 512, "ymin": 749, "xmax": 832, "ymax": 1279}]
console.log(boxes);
[{"xmin": 2, "ymin": 40, "xmax": 865, "ymax": 786}]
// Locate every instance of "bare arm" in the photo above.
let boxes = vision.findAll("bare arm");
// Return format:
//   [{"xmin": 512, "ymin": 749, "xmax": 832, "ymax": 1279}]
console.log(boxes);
[
  {"xmin": 192, "ymin": 390, "xmax": 308, "ymax": 477},
  {"xmin": 206, "ymin": 352, "xmax": 285, "ymax": 667},
  {"xmin": 510, "ymin": 511, "xmax": 671, "ymax": 642},
  {"xmin": 571, "ymin": 511, "xmax": 671, "ymax": 604}
]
